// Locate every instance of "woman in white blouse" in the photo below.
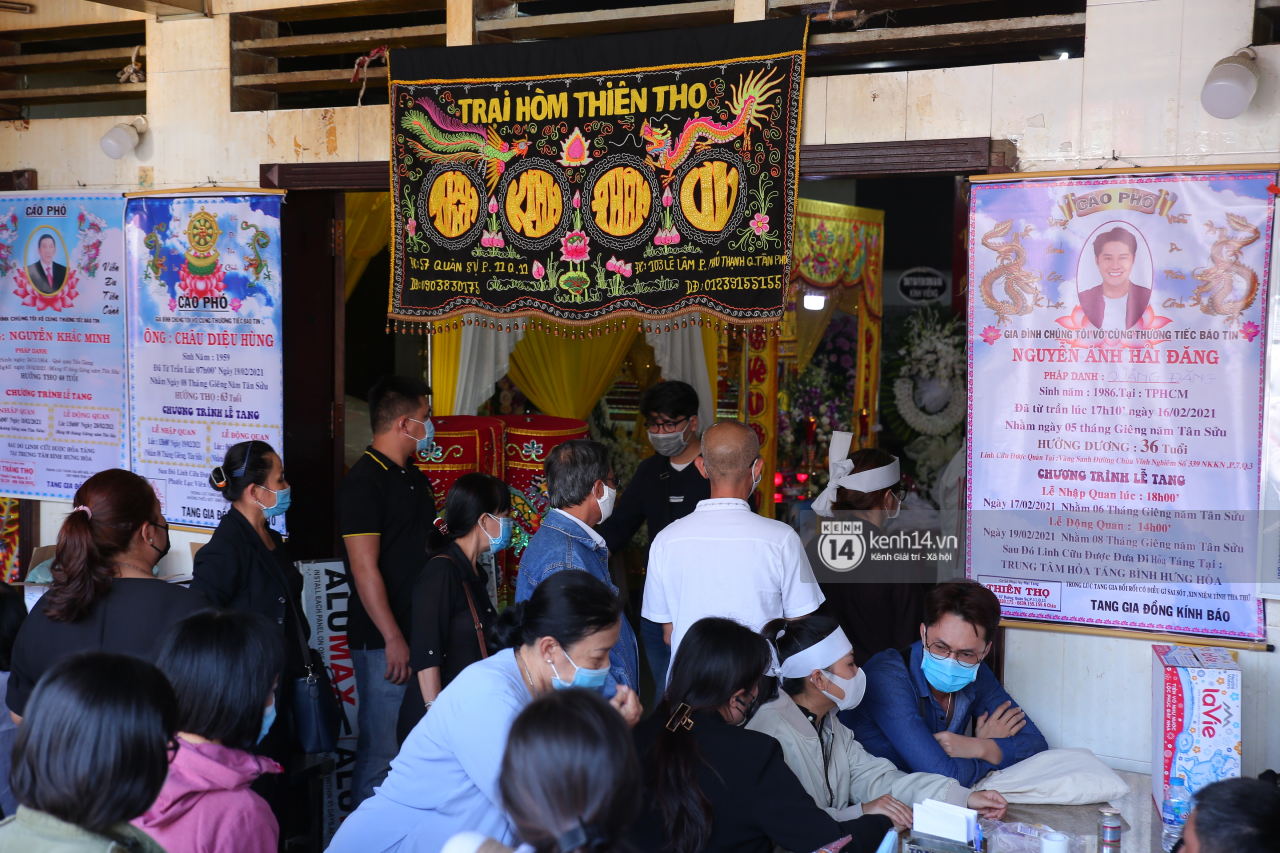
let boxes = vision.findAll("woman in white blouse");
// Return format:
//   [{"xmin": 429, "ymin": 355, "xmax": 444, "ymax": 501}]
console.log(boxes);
[
  {"xmin": 327, "ymin": 571, "xmax": 641, "ymax": 853},
  {"xmin": 747, "ymin": 615, "xmax": 1007, "ymax": 831},
  {"xmin": 440, "ymin": 687, "xmax": 640, "ymax": 853}
]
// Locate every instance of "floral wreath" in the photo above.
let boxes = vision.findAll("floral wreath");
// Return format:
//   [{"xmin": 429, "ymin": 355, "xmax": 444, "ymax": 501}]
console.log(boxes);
[{"xmin": 891, "ymin": 376, "xmax": 966, "ymax": 436}]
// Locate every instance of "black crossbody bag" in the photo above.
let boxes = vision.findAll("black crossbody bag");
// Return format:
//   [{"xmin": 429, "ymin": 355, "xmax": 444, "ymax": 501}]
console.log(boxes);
[{"xmin": 259, "ymin": 544, "xmax": 345, "ymax": 754}]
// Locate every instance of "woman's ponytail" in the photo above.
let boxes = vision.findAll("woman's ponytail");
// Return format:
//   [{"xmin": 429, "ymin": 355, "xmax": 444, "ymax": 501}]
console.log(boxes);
[
  {"xmin": 43, "ymin": 470, "xmax": 161, "ymax": 623},
  {"xmin": 490, "ymin": 601, "xmax": 527, "ymax": 651},
  {"xmin": 490, "ymin": 573, "xmax": 620, "ymax": 653}
]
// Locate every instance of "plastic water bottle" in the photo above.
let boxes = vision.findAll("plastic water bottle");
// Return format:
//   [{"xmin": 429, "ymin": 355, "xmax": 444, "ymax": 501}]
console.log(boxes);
[{"xmin": 1161, "ymin": 777, "xmax": 1191, "ymax": 851}]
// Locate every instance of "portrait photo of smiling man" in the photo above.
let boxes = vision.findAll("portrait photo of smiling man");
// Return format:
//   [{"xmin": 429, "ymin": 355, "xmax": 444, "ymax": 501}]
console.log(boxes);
[
  {"xmin": 27, "ymin": 233, "xmax": 67, "ymax": 296},
  {"xmin": 1077, "ymin": 224, "xmax": 1152, "ymax": 330}
]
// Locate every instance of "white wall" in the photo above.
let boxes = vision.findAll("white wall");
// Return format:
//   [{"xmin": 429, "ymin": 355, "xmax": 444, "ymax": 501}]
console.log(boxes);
[
  {"xmin": 6, "ymin": 0, "xmax": 1279, "ymax": 773},
  {"xmin": 1006, "ymin": 608, "xmax": 1280, "ymax": 777},
  {"xmin": 799, "ymin": 0, "xmax": 1280, "ymax": 778}
]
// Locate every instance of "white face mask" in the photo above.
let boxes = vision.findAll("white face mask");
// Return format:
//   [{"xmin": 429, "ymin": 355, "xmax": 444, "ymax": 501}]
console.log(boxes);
[
  {"xmin": 648, "ymin": 427, "xmax": 690, "ymax": 457},
  {"xmin": 819, "ymin": 668, "xmax": 866, "ymax": 711},
  {"xmin": 596, "ymin": 484, "xmax": 616, "ymax": 523},
  {"xmin": 750, "ymin": 458, "xmax": 762, "ymax": 493},
  {"xmin": 886, "ymin": 492, "xmax": 901, "ymax": 520}
]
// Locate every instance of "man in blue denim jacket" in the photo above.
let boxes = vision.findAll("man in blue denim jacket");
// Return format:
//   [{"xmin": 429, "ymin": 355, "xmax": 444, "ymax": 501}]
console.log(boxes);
[
  {"xmin": 844, "ymin": 581, "xmax": 1047, "ymax": 787},
  {"xmin": 515, "ymin": 439, "xmax": 639, "ymax": 698}
]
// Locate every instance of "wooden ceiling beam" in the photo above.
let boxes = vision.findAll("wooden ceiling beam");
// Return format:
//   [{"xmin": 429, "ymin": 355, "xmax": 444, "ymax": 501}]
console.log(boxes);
[
  {"xmin": 770, "ymin": 0, "xmax": 995, "ymax": 14},
  {"xmin": 82, "ymin": 0, "xmax": 203, "ymax": 17},
  {"xmin": 807, "ymin": 13, "xmax": 1085, "ymax": 56},
  {"xmin": 476, "ymin": 0, "xmax": 734, "ymax": 40},
  {"xmin": 0, "ymin": 45, "xmax": 144, "ymax": 73},
  {"xmin": 233, "ymin": 0, "xmax": 444, "ymax": 23},
  {"xmin": 234, "ymin": 65, "xmax": 386, "ymax": 93},
  {"xmin": 0, "ymin": 81, "xmax": 145, "ymax": 105},
  {"xmin": 0, "ymin": 21, "xmax": 142, "ymax": 42},
  {"xmin": 233, "ymin": 23, "xmax": 444, "ymax": 57}
]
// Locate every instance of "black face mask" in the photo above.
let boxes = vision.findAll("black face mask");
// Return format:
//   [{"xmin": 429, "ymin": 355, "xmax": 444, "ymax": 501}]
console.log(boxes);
[
  {"xmin": 733, "ymin": 692, "xmax": 760, "ymax": 727},
  {"xmin": 149, "ymin": 521, "xmax": 172, "ymax": 561}
]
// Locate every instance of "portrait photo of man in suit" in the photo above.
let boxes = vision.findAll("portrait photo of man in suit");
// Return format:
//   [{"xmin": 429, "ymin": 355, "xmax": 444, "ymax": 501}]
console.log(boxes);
[
  {"xmin": 27, "ymin": 233, "xmax": 67, "ymax": 296},
  {"xmin": 1077, "ymin": 225, "xmax": 1151, "ymax": 331}
]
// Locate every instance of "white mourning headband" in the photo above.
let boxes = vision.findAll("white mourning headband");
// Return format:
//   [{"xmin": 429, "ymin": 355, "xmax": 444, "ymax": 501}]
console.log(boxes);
[
  {"xmin": 778, "ymin": 626, "xmax": 854, "ymax": 679},
  {"xmin": 812, "ymin": 431, "xmax": 899, "ymax": 516}
]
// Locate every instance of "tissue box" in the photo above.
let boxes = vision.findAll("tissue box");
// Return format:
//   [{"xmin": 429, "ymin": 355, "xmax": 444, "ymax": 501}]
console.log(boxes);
[
  {"xmin": 1151, "ymin": 645, "xmax": 1242, "ymax": 805},
  {"xmin": 904, "ymin": 834, "xmax": 976, "ymax": 853}
]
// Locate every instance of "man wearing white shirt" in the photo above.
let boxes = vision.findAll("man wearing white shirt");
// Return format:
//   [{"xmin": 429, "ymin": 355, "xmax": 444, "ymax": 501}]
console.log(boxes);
[{"xmin": 642, "ymin": 420, "xmax": 824, "ymax": 669}]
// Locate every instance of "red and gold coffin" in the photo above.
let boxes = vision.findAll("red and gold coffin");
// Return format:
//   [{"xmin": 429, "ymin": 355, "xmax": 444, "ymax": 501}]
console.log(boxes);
[{"xmin": 495, "ymin": 415, "xmax": 588, "ymax": 603}]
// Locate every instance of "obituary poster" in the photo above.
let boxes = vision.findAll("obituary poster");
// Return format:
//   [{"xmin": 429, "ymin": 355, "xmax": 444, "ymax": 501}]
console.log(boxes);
[
  {"xmin": 966, "ymin": 171, "xmax": 1272, "ymax": 641},
  {"xmin": 125, "ymin": 193, "xmax": 284, "ymax": 530},
  {"xmin": 0, "ymin": 193, "xmax": 127, "ymax": 499}
]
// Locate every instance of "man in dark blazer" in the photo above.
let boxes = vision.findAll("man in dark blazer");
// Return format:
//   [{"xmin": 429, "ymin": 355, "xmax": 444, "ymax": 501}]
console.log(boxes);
[
  {"xmin": 27, "ymin": 234, "xmax": 66, "ymax": 295},
  {"xmin": 1078, "ymin": 226, "xmax": 1151, "ymax": 330}
]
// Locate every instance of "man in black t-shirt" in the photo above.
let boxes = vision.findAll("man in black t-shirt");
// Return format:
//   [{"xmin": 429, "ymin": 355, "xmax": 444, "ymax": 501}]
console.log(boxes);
[
  {"xmin": 599, "ymin": 380, "xmax": 708, "ymax": 701},
  {"xmin": 339, "ymin": 375, "xmax": 436, "ymax": 808}
]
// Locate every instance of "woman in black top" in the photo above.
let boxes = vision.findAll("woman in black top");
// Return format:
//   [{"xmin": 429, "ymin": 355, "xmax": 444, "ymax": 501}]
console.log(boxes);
[
  {"xmin": 396, "ymin": 473, "xmax": 510, "ymax": 743},
  {"xmin": 631, "ymin": 617, "xmax": 893, "ymax": 853},
  {"xmin": 190, "ymin": 440, "xmax": 304, "ymax": 762},
  {"xmin": 7, "ymin": 468, "xmax": 208, "ymax": 719},
  {"xmin": 191, "ymin": 441, "xmax": 305, "ymax": 680}
]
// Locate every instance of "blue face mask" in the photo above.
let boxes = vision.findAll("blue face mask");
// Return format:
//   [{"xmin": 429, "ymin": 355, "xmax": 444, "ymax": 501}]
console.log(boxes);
[
  {"xmin": 255, "ymin": 486, "xmax": 291, "ymax": 519},
  {"xmin": 550, "ymin": 649, "xmax": 609, "ymax": 691},
  {"xmin": 920, "ymin": 648, "xmax": 980, "ymax": 694},
  {"xmin": 485, "ymin": 514, "xmax": 513, "ymax": 553},
  {"xmin": 258, "ymin": 700, "xmax": 276, "ymax": 744},
  {"xmin": 407, "ymin": 417, "xmax": 434, "ymax": 455}
]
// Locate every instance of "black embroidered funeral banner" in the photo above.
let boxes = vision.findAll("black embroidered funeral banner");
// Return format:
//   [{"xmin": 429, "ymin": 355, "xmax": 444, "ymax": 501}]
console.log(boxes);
[{"xmin": 387, "ymin": 18, "xmax": 807, "ymax": 328}]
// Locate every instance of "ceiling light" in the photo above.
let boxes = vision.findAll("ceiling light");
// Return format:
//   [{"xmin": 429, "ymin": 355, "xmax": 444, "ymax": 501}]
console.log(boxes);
[
  {"xmin": 802, "ymin": 293, "xmax": 826, "ymax": 310},
  {"xmin": 100, "ymin": 115, "xmax": 149, "ymax": 159},
  {"xmin": 1201, "ymin": 48, "xmax": 1259, "ymax": 119}
]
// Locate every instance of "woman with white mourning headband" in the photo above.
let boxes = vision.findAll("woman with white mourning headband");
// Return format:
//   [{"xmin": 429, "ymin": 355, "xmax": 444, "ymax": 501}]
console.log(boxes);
[
  {"xmin": 808, "ymin": 433, "xmax": 931, "ymax": 666},
  {"xmin": 748, "ymin": 616, "xmax": 1007, "ymax": 832}
]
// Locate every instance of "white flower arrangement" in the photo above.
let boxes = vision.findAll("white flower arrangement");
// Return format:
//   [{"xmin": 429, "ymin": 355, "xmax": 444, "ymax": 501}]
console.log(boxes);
[{"xmin": 893, "ymin": 376, "xmax": 966, "ymax": 437}]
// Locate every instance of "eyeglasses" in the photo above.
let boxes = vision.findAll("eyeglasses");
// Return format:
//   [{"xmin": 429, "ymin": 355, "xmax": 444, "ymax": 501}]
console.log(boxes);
[
  {"xmin": 644, "ymin": 416, "xmax": 690, "ymax": 434},
  {"xmin": 602, "ymin": 475, "xmax": 620, "ymax": 489},
  {"xmin": 923, "ymin": 630, "xmax": 984, "ymax": 668}
]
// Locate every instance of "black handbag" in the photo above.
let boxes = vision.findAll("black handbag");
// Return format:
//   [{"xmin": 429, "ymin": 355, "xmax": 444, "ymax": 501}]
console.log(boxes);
[
  {"xmin": 283, "ymin": 590, "xmax": 344, "ymax": 754},
  {"xmin": 265, "ymin": 548, "xmax": 345, "ymax": 755}
]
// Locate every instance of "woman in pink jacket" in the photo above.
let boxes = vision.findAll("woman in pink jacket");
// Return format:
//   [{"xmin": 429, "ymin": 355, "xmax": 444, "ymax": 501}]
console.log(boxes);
[{"xmin": 134, "ymin": 610, "xmax": 284, "ymax": 853}]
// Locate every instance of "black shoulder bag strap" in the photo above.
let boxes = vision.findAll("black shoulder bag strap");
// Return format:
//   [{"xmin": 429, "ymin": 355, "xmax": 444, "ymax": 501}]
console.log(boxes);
[
  {"xmin": 441, "ymin": 552, "xmax": 489, "ymax": 659},
  {"xmin": 898, "ymin": 645, "xmax": 930, "ymax": 720}
]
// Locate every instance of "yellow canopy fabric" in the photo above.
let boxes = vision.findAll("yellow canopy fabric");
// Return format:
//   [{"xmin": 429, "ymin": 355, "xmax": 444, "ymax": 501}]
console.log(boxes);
[
  {"xmin": 430, "ymin": 324, "xmax": 463, "ymax": 416},
  {"xmin": 344, "ymin": 192, "xmax": 392, "ymax": 301},
  {"xmin": 790, "ymin": 198, "xmax": 883, "ymax": 292},
  {"xmin": 701, "ymin": 320, "xmax": 719, "ymax": 417},
  {"xmin": 508, "ymin": 325, "xmax": 640, "ymax": 420},
  {"xmin": 794, "ymin": 295, "xmax": 836, "ymax": 374},
  {"xmin": 788, "ymin": 198, "xmax": 885, "ymax": 449}
]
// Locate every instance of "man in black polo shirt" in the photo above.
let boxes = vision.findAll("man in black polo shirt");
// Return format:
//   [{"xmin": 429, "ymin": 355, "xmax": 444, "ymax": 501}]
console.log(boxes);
[
  {"xmin": 599, "ymin": 380, "xmax": 708, "ymax": 702},
  {"xmin": 339, "ymin": 374, "xmax": 436, "ymax": 807}
]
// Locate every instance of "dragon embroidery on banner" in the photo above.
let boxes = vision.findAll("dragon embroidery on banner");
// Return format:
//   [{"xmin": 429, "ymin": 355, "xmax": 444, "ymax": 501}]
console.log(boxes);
[
  {"xmin": 400, "ymin": 97, "xmax": 532, "ymax": 193},
  {"xmin": 640, "ymin": 66, "xmax": 782, "ymax": 185},
  {"xmin": 979, "ymin": 219, "xmax": 1041, "ymax": 325},
  {"xmin": 1190, "ymin": 213, "xmax": 1260, "ymax": 328}
]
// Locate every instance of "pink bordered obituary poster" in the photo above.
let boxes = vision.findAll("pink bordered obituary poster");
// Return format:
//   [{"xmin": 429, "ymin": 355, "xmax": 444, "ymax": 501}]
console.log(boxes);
[{"xmin": 966, "ymin": 169, "xmax": 1273, "ymax": 642}]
